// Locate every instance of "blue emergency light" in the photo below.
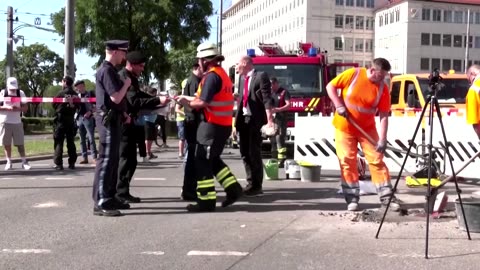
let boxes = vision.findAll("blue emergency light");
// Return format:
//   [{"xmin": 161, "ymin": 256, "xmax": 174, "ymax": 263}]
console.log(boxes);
[
  {"xmin": 247, "ymin": 49, "xmax": 256, "ymax": 57},
  {"xmin": 308, "ymin": 47, "xmax": 318, "ymax": 57}
]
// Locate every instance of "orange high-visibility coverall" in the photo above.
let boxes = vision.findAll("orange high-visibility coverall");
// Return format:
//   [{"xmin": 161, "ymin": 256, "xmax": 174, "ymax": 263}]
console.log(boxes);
[{"xmin": 330, "ymin": 67, "xmax": 392, "ymax": 203}]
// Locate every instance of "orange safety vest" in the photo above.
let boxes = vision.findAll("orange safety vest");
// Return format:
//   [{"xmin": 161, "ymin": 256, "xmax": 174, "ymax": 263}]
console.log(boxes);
[
  {"xmin": 333, "ymin": 68, "xmax": 386, "ymax": 133},
  {"xmin": 196, "ymin": 66, "xmax": 234, "ymax": 126}
]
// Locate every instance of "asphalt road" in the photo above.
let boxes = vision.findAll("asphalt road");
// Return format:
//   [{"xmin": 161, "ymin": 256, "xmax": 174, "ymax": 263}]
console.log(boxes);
[{"xmin": 1, "ymin": 147, "xmax": 480, "ymax": 270}]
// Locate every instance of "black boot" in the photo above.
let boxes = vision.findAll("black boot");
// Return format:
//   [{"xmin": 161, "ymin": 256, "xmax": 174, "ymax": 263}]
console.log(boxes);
[{"xmin": 222, "ymin": 183, "xmax": 243, "ymax": 208}]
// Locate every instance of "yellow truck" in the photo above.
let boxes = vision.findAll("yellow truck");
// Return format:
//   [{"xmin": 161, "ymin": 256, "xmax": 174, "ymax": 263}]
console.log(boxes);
[{"xmin": 389, "ymin": 72, "xmax": 470, "ymax": 115}]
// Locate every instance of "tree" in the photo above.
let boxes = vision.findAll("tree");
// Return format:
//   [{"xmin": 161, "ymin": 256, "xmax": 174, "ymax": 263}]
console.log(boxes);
[
  {"xmin": 51, "ymin": 0, "xmax": 213, "ymax": 85},
  {"xmin": 167, "ymin": 42, "xmax": 198, "ymax": 91},
  {"xmin": 0, "ymin": 44, "xmax": 64, "ymax": 116}
]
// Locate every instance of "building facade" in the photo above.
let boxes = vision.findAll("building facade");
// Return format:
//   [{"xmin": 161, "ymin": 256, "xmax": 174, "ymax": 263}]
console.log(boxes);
[
  {"xmin": 222, "ymin": 0, "xmax": 480, "ymax": 74},
  {"xmin": 375, "ymin": 0, "xmax": 480, "ymax": 74},
  {"xmin": 222, "ymin": 0, "xmax": 380, "ymax": 69}
]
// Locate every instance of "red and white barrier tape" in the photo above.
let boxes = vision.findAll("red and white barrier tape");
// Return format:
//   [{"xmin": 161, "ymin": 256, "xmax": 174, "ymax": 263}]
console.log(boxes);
[{"xmin": 0, "ymin": 97, "xmax": 96, "ymax": 103}]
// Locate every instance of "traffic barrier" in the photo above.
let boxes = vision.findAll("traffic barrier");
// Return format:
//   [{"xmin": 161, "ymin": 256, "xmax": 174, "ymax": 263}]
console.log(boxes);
[
  {"xmin": 0, "ymin": 97, "xmax": 96, "ymax": 103},
  {"xmin": 294, "ymin": 111, "xmax": 480, "ymax": 178}
]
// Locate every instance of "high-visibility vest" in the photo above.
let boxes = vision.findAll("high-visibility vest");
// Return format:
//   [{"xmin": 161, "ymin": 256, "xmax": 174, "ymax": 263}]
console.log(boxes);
[
  {"xmin": 466, "ymin": 78, "xmax": 480, "ymax": 124},
  {"xmin": 196, "ymin": 66, "xmax": 234, "ymax": 126},
  {"xmin": 332, "ymin": 67, "xmax": 388, "ymax": 133}
]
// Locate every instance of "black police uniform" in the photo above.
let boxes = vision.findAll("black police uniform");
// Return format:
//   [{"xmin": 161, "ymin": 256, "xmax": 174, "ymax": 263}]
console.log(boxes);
[
  {"xmin": 52, "ymin": 85, "xmax": 78, "ymax": 169},
  {"xmin": 116, "ymin": 52, "xmax": 161, "ymax": 203},
  {"xmin": 92, "ymin": 40, "xmax": 129, "ymax": 214},
  {"xmin": 181, "ymin": 72, "xmax": 201, "ymax": 200}
]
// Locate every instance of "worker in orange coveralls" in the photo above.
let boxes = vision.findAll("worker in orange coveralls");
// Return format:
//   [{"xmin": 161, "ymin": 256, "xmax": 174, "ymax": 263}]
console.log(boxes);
[{"xmin": 326, "ymin": 58, "xmax": 402, "ymax": 212}]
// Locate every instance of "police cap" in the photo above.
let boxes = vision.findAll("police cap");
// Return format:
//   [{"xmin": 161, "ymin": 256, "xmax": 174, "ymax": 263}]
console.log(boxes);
[
  {"xmin": 105, "ymin": 40, "xmax": 129, "ymax": 51},
  {"xmin": 126, "ymin": 51, "xmax": 147, "ymax": 65}
]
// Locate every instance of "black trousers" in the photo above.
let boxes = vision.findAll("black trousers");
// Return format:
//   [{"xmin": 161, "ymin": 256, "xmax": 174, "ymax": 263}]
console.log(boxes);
[
  {"xmin": 156, "ymin": 115, "xmax": 167, "ymax": 144},
  {"xmin": 238, "ymin": 122, "xmax": 264, "ymax": 190},
  {"xmin": 92, "ymin": 115, "xmax": 122, "ymax": 206},
  {"xmin": 182, "ymin": 120, "xmax": 198, "ymax": 197},
  {"xmin": 53, "ymin": 123, "xmax": 77, "ymax": 166},
  {"xmin": 195, "ymin": 122, "xmax": 241, "ymax": 209},
  {"xmin": 134, "ymin": 125, "xmax": 146, "ymax": 157},
  {"xmin": 117, "ymin": 124, "xmax": 144, "ymax": 198}
]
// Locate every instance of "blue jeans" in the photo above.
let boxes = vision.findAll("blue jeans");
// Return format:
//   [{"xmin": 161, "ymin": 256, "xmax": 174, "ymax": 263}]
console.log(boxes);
[{"xmin": 77, "ymin": 116, "xmax": 98, "ymax": 159}]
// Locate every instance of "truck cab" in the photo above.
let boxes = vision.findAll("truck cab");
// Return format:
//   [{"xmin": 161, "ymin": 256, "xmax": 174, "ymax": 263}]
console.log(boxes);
[{"xmin": 390, "ymin": 72, "xmax": 469, "ymax": 116}]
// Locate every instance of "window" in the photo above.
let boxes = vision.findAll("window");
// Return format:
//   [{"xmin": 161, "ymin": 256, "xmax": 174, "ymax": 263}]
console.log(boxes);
[
  {"xmin": 475, "ymin": 36, "xmax": 480, "ymax": 48},
  {"xmin": 379, "ymin": 15, "xmax": 384, "ymax": 27},
  {"xmin": 355, "ymin": 39, "xmax": 364, "ymax": 52},
  {"xmin": 346, "ymin": 0, "xmax": 354, "ymax": 6},
  {"xmin": 356, "ymin": 16, "xmax": 364, "ymax": 29},
  {"xmin": 366, "ymin": 17, "xmax": 374, "ymax": 30},
  {"xmin": 453, "ymin": 59, "xmax": 462, "ymax": 71},
  {"xmin": 404, "ymin": 81, "xmax": 420, "ymax": 108},
  {"xmin": 334, "ymin": 37, "xmax": 343, "ymax": 50},
  {"xmin": 356, "ymin": 0, "xmax": 364, "ymax": 7},
  {"xmin": 464, "ymin": 36, "xmax": 473, "ymax": 48},
  {"xmin": 432, "ymin": 9, "xmax": 441, "ymax": 21},
  {"xmin": 454, "ymin": 11, "xmax": 463, "ymax": 23},
  {"xmin": 255, "ymin": 64, "xmax": 322, "ymax": 94},
  {"xmin": 390, "ymin": 81, "xmax": 401, "ymax": 104},
  {"xmin": 475, "ymin": 12, "xmax": 480, "ymax": 24},
  {"xmin": 366, "ymin": 0, "xmax": 374, "ymax": 8},
  {"xmin": 345, "ymin": 15, "xmax": 354, "ymax": 28},
  {"xmin": 422, "ymin": 8, "xmax": 430, "ymax": 21},
  {"xmin": 365, "ymin": 39, "xmax": 373, "ymax": 52},
  {"xmin": 444, "ymin": 10, "xmax": 452, "ymax": 23},
  {"xmin": 335, "ymin": 15, "xmax": 344, "ymax": 28},
  {"xmin": 432, "ymin": 34, "xmax": 441, "ymax": 46},
  {"xmin": 421, "ymin": 33, "xmax": 430, "ymax": 46},
  {"xmin": 443, "ymin": 34, "xmax": 452, "ymax": 47},
  {"xmin": 345, "ymin": 38, "xmax": 353, "ymax": 51},
  {"xmin": 336, "ymin": 0, "xmax": 344, "ymax": 5},
  {"xmin": 453, "ymin": 35, "xmax": 462, "ymax": 47},
  {"xmin": 395, "ymin": 9, "xmax": 400, "ymax": 22},
  {"xmin": 390, "ymin": 12, "xmax": 394, "ymax": 23},
  {"xmin": 421, "ymin": 58, "xmax": 430, "ymax": 70},
  {"xmin": 442, "ymin": 59, "xmax": 451, "ymax": 71},
  {"xmin": 431, "ymin": 58, "xmax": 440, "ymax": 70}
]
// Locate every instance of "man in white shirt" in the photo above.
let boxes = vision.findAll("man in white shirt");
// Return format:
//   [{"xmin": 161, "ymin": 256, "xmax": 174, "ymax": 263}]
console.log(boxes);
[{"xmin": 0, "ymin": 77, "xmax": 30, "ymax": 170}]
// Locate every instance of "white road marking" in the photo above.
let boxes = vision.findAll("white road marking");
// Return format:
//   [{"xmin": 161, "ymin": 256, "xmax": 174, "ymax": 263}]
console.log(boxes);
[
  {"xmin": 33, "ymin": 202, "xmax": 61, "ymax": 208},
  {"xmin": 237, "ymin": 178, "xmax": 246, "ymax": 182},
  {"xmin": 1, "ymin": 249, "xmax": 51, "ymax": 254},
  {"xmin": 140, "ymin": 251, "xmax": 165, "ymax": 255},
  {"xmin": 0, "ymin": 177, "xmax": 15, "ymax": 180},
  {"xmin": 45, "ymin": 177, "xmax": 73, "ymax": 180},
  {"xmin": 34, "ymin": 164, "xmax": 50, "ymax": 166},
  {"xmin": 187, "ymin": 251, "xmax": 249, "ymax": 256},
  {"xmin": 134, "ymin": 177, "xmax": 166, "ymax": 181}
]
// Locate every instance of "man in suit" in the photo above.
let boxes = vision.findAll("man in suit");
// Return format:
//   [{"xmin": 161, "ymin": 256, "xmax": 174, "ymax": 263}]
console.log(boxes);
[{"xmin": 234, "ymin": 55, "xmax": 274, "ymax": 196}]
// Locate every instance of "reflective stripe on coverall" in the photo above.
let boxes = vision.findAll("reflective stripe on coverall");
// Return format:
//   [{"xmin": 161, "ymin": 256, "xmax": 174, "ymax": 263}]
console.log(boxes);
[{"xmin": 333, "ymin": 68, "xmax": 393, "ymax": 203}]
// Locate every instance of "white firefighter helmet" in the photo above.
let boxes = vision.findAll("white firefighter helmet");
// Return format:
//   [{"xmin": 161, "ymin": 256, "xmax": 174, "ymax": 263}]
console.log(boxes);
[{"xmin": 196, "ymin": 43, "xmax": 221, "ymax": 59}]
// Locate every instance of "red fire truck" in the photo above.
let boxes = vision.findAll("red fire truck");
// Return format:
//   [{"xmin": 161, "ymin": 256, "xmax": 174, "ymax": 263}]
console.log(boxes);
[{"xmin": 229, "ymin": 42, "xmax": 358, "ymax": 156}]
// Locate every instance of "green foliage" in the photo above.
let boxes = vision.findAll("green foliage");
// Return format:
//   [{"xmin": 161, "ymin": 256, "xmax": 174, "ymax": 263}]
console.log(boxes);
[
  {"xmin": 22, "ymin": 117, "xmax": 54, "ymax": 133},
  {"xmin": 51, "ymin": 0, "xmax": 213, "ymax": 84},
  {"xmin": 167, "ymin": 42, "xmax": 198, "ymax": 90},
  {"xmin": 0, "ymin": 44, "xmax": 64, "ymax": 116}
]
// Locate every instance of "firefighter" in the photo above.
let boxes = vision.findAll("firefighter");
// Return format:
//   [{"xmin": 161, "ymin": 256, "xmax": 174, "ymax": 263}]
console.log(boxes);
[
  {"xmin": 175, "ymin": 43, "xmax": 243, "ymax": 212},
  {"xmin": 269, "ymin": 76, "xmax": 291, "ymax": 168},
  {"xmin": 325, "ymin": 58, "xmax": 402, "ymax": 212},
  {"xmin": 466, "ymin": 64, "xmax": 480, "ymax": 139}
]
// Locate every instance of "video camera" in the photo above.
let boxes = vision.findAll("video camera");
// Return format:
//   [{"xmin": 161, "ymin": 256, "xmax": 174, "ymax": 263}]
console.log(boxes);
[{"xmin": 428, "ymin": 68, "xmax": 444, "ymax": 93}]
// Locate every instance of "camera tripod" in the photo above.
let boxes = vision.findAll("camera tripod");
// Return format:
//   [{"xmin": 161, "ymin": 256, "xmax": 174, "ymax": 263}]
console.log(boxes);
[{"xmin": 375, "ymin": 85, "xmax": 471, "ymax": 259}]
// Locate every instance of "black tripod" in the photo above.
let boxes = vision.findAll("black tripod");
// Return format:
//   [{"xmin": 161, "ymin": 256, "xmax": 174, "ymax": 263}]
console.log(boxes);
[{"xmin": 375, "ymin": 81, "xmax": 471, "ymax": 259}]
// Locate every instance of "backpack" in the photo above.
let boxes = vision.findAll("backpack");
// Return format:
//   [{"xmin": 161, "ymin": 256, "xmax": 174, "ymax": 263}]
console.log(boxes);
[{"xmin": 0, "ymin": 89, "xmax": 21, "ymax": 106}]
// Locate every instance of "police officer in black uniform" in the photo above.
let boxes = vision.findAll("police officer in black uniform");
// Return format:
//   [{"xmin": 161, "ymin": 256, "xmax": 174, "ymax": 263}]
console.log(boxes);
[
  {"xmin": 92, "ymin": 40, "xmax": 132, "ymax": 217},
  {"xmin": 52, "ymin": 75, "xmax": 78, "ymax": 170},
  {"xmin": 116, "ymin": 51, "xmax": 169, "ymax": 204}
]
